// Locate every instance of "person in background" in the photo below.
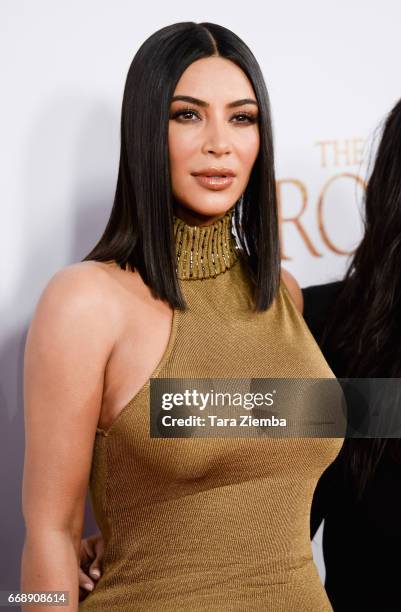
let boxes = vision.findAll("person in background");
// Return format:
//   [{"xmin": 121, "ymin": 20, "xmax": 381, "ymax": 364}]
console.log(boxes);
[{"xmin": 304, "ymin": 97, "xmax": 401, "ymax": 612}]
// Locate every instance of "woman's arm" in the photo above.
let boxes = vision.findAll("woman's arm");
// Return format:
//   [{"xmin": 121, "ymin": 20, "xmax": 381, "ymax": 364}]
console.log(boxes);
[{"xmin": 21, "ymin": 263, "xmax": 117, "ymax": 611}]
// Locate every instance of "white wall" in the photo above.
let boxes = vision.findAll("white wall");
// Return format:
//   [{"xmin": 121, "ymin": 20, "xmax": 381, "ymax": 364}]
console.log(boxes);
[{"xmin": 1, "ymin": 0, "xmax": 400, "ymax": 590}]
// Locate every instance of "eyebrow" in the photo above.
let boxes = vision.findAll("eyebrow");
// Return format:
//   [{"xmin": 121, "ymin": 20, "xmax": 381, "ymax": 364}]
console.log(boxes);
[{"xmin": 171, "ymin": 95, "xmax": 258, "ymax": 108}]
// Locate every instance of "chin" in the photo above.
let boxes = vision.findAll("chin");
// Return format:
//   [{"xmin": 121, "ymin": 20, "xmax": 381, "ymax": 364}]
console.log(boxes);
[{"xmin": 176, "ymin": 198, "xmax": 237, "ymax": 220}]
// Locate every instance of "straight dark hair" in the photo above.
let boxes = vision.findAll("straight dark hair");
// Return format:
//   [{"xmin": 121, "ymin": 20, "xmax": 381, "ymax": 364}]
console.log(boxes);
[
  {"xmin": 322, "ymin": 98, "xmax": 401, "ymax": 496},
  {"xmin": 83, "ymin": 22, "xmax": 280, "ymax": 311}
]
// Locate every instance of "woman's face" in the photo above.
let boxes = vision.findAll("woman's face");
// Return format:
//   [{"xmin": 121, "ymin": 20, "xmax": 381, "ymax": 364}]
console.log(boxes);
[{"xmin": 168, "ymin": 57, "xmax": 260, "ymax": 226}]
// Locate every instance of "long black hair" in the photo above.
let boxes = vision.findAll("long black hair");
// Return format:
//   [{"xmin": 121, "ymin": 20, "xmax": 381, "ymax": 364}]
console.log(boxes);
[
  {"xmin": 322, "ymin": 98, "xmax": 401, "ymax": 496},
  {"xmin": 83, "ymin": 22, "xmax": 279, "ymax": 311}
]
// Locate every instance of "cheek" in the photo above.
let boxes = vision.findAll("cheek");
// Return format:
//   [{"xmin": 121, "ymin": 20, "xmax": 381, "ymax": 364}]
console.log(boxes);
[
  {"xmin": 168, "ymin": 126, "xmax": 197, "ymax": 175},
  {"xmin": 238, "ymin": 129, "xmax": 260, "ymax": 171}
]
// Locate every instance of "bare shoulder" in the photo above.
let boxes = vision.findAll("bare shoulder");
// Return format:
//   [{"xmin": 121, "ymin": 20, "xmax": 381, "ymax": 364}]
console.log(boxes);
[
  {"xmin": 36, "ymin": 260, "xmax": 130, "ymax": 319},
  {"xmin": 27, "ymin": 261, "xmax": 128, "ymax": 357},
  {"xmin": 29, "ymin": 260, "xmax": 154, "ymax": 353},
  {"xmin": 281, "ymin": 268, "xmax": 304, "ymax": 314},
  {"xmin": 42, "ymin": 260, "xmax": 119, "ymax": 306}
]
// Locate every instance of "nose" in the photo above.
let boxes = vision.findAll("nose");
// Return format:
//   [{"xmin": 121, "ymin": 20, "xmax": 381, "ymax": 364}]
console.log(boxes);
[{"xmin": 201, "ymin": 116, "xmax": 232, "ymax": 156}]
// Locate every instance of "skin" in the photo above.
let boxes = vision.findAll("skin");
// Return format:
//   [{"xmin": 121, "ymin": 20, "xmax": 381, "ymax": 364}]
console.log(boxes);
[{"xmin": 21, "ymin": 56, "xmax": 302, "ymax": 609}]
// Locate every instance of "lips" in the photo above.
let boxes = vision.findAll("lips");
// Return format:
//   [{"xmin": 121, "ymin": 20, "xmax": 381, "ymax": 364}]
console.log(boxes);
[
  {"xmin": 191, "ymin": 168, "xmax": 236, "ymax": 191},
  {"xmin": 192, "ymin": 168, "xmax": 236, "ymax": 178},
  {"xmin": 192, "ymin": 175, "xmax": 235, "ymax": 190}
]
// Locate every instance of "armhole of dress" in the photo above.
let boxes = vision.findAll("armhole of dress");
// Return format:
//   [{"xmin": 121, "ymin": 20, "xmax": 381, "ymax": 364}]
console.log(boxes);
[
  {"xmin": 280, "ymin": 278, "xmax": 298, "ymax": 311},
  {"xmin": 280, "ymin": 279, "xmax": 312, "ymax": 331},
  {"xmin": 281, "ymin": 279, "xmax": 331, "ymax": 353}
]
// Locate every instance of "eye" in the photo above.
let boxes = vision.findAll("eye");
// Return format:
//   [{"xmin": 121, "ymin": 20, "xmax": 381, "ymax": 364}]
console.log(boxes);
[
  {"xmin": 169, "ymin": 108, "xmax": 259, "ymax": 124},
  {"xmin": 231, "ymin": 112, "xmax": 258, "ymax": 124},
  {"xmin": 170, "ymin": 108, "xmax": 200, "ymax": 121}
]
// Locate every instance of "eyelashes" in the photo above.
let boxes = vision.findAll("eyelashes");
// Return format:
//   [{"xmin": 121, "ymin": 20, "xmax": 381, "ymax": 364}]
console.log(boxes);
[{"xmin": 169, "ymin": 107, "xmax": 258, "ymax": 124}]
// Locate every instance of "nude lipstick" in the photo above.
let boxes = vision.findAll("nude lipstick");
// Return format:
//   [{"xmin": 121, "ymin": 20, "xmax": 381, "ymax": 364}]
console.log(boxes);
[{"xmin": 191, "ymin": 167, "xmax": 236, "ymax": 191}]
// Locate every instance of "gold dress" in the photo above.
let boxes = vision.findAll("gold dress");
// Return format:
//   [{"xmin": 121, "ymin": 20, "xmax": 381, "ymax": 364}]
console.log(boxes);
[{"xmin": 80, "ymin": 208, "xmax": 342, "ymax": 611}]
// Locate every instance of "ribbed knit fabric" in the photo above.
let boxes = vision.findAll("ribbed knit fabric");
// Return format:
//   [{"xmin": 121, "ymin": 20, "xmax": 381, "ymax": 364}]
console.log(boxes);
[{"xmin": 80, "ymin": 208, "xmax": 342, "ymax": 611}]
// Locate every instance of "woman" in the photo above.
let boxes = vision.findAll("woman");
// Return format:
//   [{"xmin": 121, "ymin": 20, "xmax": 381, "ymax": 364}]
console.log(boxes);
[
  {"xmin": 21, "ymin": 22, "xmax": 342, "ymax": 611},
  {"xmin": 304, "ymin": 98, "xmax": 401, "ymax": 612},
  {"xmin": 79, "ymin": 99, "xmax": 401, "ymax": 612}
]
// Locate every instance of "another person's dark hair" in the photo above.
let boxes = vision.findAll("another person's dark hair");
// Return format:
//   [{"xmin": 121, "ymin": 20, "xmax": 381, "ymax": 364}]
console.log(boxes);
[
  {"xmin": 322, "ymin": 98, "xmax": 401, "ymax": 496},
  {"xmin": 83, "ymin": 21, "xmax": 279, "ymax": 311}
]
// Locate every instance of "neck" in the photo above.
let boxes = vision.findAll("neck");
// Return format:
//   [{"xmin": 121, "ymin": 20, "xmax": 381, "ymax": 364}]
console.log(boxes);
[
  {"xmin": 173, "ymin": 204, "xmax": 231, "ymax": 227},
  {"xmin": 173, "ymin": 206, "xmax": 239, "ymax": 280}
]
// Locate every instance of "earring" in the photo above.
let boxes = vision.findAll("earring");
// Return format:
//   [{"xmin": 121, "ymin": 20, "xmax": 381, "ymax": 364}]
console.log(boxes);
[{"xmin": 235, "ymin": 193, "xmax": 244, "ymax": 229}]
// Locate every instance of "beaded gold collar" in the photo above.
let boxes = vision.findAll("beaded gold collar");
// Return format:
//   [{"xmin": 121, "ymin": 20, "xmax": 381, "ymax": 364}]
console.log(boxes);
[{"xmin": 173, "ymin": 207, "xmax": 240, "ymax": 280}]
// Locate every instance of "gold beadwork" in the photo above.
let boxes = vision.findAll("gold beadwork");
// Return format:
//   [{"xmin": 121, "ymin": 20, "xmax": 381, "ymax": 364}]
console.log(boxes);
[{"xmin": 173, "ymin": 207, "xmax": 240, "ymax": 280}]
